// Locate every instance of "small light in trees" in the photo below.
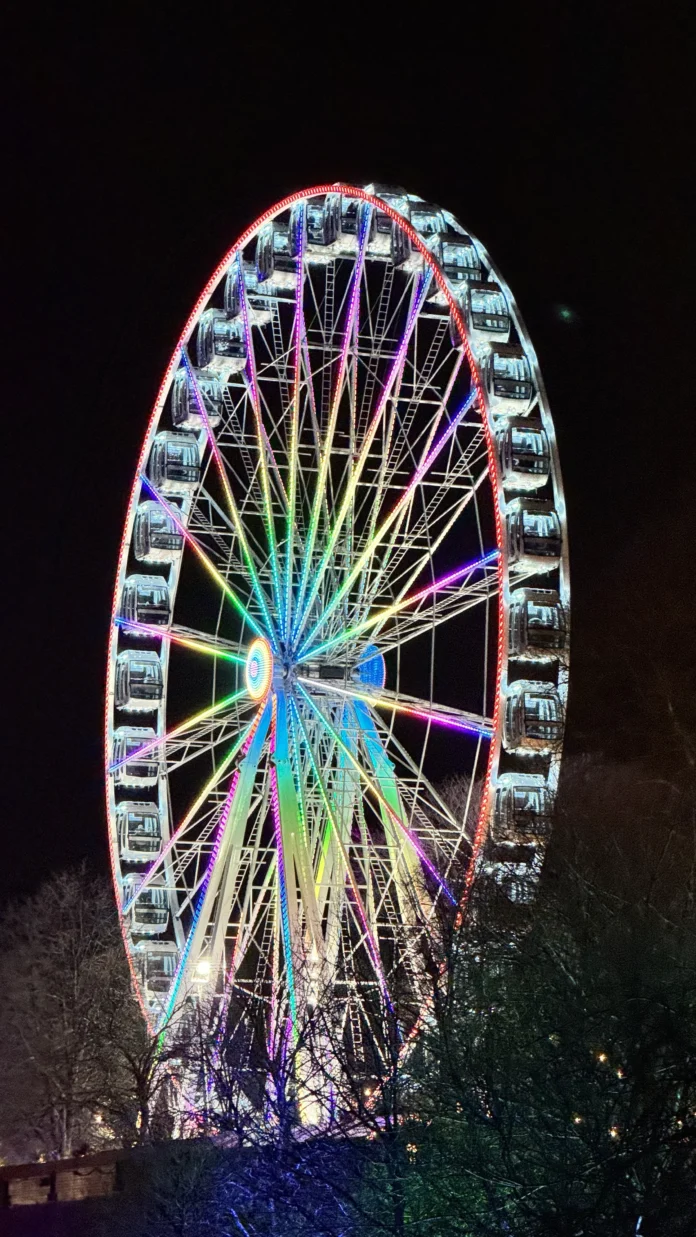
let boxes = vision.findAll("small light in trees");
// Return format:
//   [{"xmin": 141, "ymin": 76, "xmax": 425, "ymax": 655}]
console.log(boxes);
[
  {"xmin": 406, "ymin": 1142, "xmax": 418, "ymax": 1162},
  {"xmin": 609, "ymin": 1126, "xmax": 620, "ymax": 1139},
  {"xmin": 364, "ymin": 1086, "xmax": 373, "ymax": 1097},
  {"xmin": 572, "ymin": 1114, "xmax": 583, "ymax": 1125},
  {"xmin": 597, "ymin": 1052, "xmax": 608, "ymax": 1063},
  {"xmin": 616, "ymin": 1067, "xmax": 625, "ymax": 1078}
]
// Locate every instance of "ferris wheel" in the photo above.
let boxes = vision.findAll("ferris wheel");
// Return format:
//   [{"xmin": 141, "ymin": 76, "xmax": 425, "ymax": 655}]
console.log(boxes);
[{"xmin": 105, "ymin": 183, "xmax": 569, "ymax": 1074}]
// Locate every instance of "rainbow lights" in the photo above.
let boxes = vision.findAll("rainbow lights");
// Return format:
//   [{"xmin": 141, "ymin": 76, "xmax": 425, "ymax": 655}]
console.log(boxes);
[
  {"xmin": 121, "ymin": 715, "xmax": 257, "ymax": 913},
  {"xmin": 269, "ymin": 695, "xmax": 298, "ymax": 1032},
  {"xmin": 296, "ymin": 683, "xmax": 456, "ymax": 905},
  {"xmin": 292, "ymin": 265, "xmax": 432, "ymax": 650},
  {"xmin": 292, "ymin": 202, "xmax": 372, "ymax": 640},
  {"xmin": 291, "ymin": 698, "xmax": 393, "ymax": 1011},
  {"xmin": 296, "ymin": 387, "xmax": 481, "ymax": 657},
  {"xmin": 299, "ymin": 677, "xmax": 493, "ymax": 738},
  {"xmin": 299, "ymin": 550, "xmax": 498, "ymax": 664},
  {"xmin": 161, "ymin": 701, "xmax": 271, "ymax": 1022},
  {"xmin": 110, "ymin": 686, "xmax": 249, "ymax": 775}
]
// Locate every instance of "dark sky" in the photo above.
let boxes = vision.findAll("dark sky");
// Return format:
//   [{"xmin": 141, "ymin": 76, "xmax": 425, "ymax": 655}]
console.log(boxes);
[{"xmin": 3, "ymin": 6, "xmax": 692, "ymax": 906}]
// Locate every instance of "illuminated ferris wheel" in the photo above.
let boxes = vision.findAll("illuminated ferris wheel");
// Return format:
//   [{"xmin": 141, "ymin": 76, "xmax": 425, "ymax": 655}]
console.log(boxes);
[{"xmin": 105, "ymin": 184, "xmax": 569, "ymax": 1075}]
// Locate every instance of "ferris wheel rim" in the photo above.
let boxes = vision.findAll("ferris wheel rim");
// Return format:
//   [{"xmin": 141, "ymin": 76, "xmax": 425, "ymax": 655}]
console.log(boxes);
[{"xmin": 105, "ymin": 183, "xmax": 566, "ymax": 1048}]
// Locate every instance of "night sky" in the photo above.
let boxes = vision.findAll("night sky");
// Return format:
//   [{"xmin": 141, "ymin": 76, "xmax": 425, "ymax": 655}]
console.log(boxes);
[{"xmin": 3, "ymin": 7, "xmax": 692, "ymax": 907}]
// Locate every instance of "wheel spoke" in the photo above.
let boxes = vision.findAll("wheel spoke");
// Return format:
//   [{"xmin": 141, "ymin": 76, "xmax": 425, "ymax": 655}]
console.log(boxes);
[
  {"xmin": 292, "ymin": 205, "xmax": 372, "ymax": 637},
  {"xmin": 299, "ymin": 677, "xmax": 493, "ymax": 738},
  {"xmin": 121, "ymin": 711, "xmax": 259, "ymax": 911},
  {"xmin": 293, "ymin": 267, "xmax": 433, "ymax": 649},
  {"xmin": 110, "ymin": 687, "xmax": 249, "ymax": 777},
  {"xmin": 161, "ymin": 699, "xmax": 272, "ymax": 1023},
  {"xmin": 180, "ymin": 347, "xmax": 278, "ymax": 639},
  {"xmin": 296, "ymin": 682, "xmax": 456, "ymax": 905},
  {"xmin": 291, "ymin": 696, "xmax": 394, "ymax": 1008},
  {"xmin": 298, "ymin": 550, "xmax": 498, "ymax": 663},
  {"xmin": 115, "ymin": 618, "xmax": 246, "ymax": 665},
  {"xmin": 140, "ymin": 475, "xmax": 269, "ymax": 641},
  {"xmin": 236, "ymin": 256, "xmax": 286, "ymax": 626},
  {"xmin": 297, "ymin": 383, "xmax": 478, "ymax": 656}
]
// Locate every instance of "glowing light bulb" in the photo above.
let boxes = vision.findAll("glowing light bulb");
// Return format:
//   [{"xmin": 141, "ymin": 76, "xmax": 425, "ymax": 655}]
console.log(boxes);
[{"xmin": 195, "ymin": 959, "xmax": 212, "ymax": 979}]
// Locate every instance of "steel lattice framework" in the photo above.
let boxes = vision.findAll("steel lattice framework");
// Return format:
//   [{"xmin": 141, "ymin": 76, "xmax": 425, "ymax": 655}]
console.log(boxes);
[{"xmin": 105, "ymin": 184, "xmax": 569, "ymax": 1089}]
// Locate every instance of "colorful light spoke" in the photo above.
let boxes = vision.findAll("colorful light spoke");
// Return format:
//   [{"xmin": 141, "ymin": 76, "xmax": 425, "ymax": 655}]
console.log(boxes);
[
  {"xmin": 298, "ymin": 677, "xmax": 493, "ymax": 738},
  {"xmin": 139, "ymin": 475, "xmax": 268, "ymax": 641},
  {"xmin": 292, "ymin": 266, "xmax": 433, "ymax": 650},
  {"xmin": 297, "ymin": 683, "xmax": 457, "ymax": 905},
  {"xmin": 110, "ymin": 686, "xmax": 249, "ymax": 775},
  {"xmin": 115, "ymin": 616, "xmax": 246, "ymax": 665},
  {"xmin": 297, "ymin": 387, "xmax": 481, "ymax": 656},
  {"xmin": 121, "ymin": 714, "xmax": 258, "ymax": 913},
  {"xmin": 292, "ymin": 203, "xmax": 372, "ymax": 639},
  {"xmin": 298, "ymin": 549, "xmax": 499, "ymax": 663}
]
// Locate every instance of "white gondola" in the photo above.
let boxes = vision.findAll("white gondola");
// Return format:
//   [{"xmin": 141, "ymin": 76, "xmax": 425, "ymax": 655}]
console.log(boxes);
[
  {"xmin": 491, "ymin": 772, "xmax": 554, "ymax": 843},
  {"xmin": 132, "ymin": 941, "xmax": 179, "ymax": 1004},
  {"xmin": 508, "ymin": 588, "xmax": 568, "ymax": 660},
  {"xmin": 410, "ymin": 201, "xmax": 446, "ymax": 237},
  {"xmin": 255, "ymin": 221, "xmax": 298, "ymax": 289},
  {"xmin": 306, "ymin": 193, "xmax": 341, "ymax": 253},
  {"xmin": 112, "ymin": 726, "xmax": 160, "ymax": 787},
  {"xmin": 483, "ymin": 343, "xmax": 535, "ymax": 416},
  {"xmin": 196, "ymin": 308, "xmax": 247, "ymax": 375},
  {"xmin": 119, "ymin": 575, "xmax": 170, "ymax": 632},
  {"xmin": 148, "ymin": 432, "xmax": 200, "ymax": 495},
  {"xmin": 171, "ymin": 368, "xmax": 222, "ymax": 430},
  {"xmin": 123, "ymin": 874, "xmax": 169, "ymax": 935},
  {"xmin": 503, "ymin": 680, "xmax": 564, "ymax": 755},
  {"xmin": 117, "ymin": 802, "xmax": 162, "ymax": 863},
  {"xmin": 134, "ymin": 502, "xmax": 184, "ymax": 564},
  {"xmin": 366, "ymin": 184, "xmax": 411, "ymax": 226},
  {"xmin": 223, "ymin": 265, "xmax": 241, "ymax": 317},
  {"xmin": 507, "ymin": 499, "xmax": 562, "ymax": 571},
  {"xmin": 432, "ymin": 232, "xmax": 482, "ymax": 286},
  {"xmin": 115, "ymin": 650, "xmax": 163, "ymax": 712},
  {"xmin": 463, "ymin": 281, "xmax": 511, "ymax": 346},
  {"xmin": 363, "ymin": 185, "xmax": 412, "ymax": 261},
  {"xmin": 497, "ymin": 421, "xmax": 550, "ymax": 491}
]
